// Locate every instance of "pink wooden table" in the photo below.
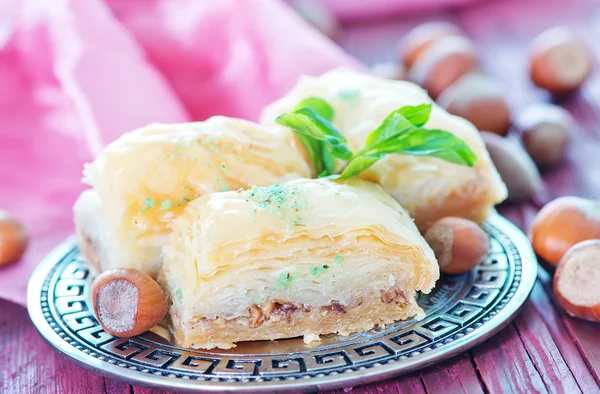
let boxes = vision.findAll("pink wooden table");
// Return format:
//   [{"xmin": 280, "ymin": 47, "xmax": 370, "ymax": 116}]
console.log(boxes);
[{"xmin": 2, "ymin": 0, "xmax": 600, "ymax": 392}]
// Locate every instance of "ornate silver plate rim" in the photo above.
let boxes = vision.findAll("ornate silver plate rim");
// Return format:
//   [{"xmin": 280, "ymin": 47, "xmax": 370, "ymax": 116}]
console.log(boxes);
[{"xmin": 28, "ymin": 214, "xmax": 537, "ymax": 392}]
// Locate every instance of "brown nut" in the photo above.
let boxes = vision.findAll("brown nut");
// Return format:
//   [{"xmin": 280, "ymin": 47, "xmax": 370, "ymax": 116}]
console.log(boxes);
[
  {"xmin": 437, "ymin": 73, "xmax": 511, "ymax": 136},
  {"xmin": 481, "ymin": 131, "xmax": 542, "ymax": 202},
  {"xmin": 92, "ymin": 268, "xmax": 169, "ymax": 337},
  {"xmin": 530, "ymin": 196, "xmax": 600, "ymax": 265},
  {"xmin": 399, "ymin": 21, "xmax": 462, "ymax": 70},
  {"xmin": 0, "ymin": 211, "xmax": 28, "ymax": 267},
  {"xmin": 517, "ymin": 103, "xmax": 571, "ymax": 168},
  {"xmin": 290, "ymin": 0, "xmax": 340, "ymax": 41},
  {"xmin": 408, "ymin": 36, "xmax": 479, "ymax": 99},
  {"xmin": 370, "ymin": 62, "xmax": 405, "ymax": 81},
  {"xmin": 553, "ymin": 240, "xmax": 600, "ymax": 322},
  {"xmin": 529, "ymin": 27, "xmax": 593, "ymax": 94},
  {"xmin": 424, "ymin": 217, "xmax": 489, "ymax": 275}
]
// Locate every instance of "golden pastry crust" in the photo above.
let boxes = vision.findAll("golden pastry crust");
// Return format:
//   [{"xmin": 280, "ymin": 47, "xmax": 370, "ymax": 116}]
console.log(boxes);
[
  {"xmin": 160, "ymin": 178, "xmax": 438, "ymax": 349},
  {"xmin": 73, "ymin": 117, "xmax": 311, "ymax": 275},
  {"xmin": 260, "ymin": 68, "xmax": 507, "ymax": 231}
]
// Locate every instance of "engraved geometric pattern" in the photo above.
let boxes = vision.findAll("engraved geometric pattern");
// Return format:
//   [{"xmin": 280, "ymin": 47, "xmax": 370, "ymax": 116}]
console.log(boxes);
[{"xmin": 28, "ymin": 214, "xmax": 537, "ymax": 392}]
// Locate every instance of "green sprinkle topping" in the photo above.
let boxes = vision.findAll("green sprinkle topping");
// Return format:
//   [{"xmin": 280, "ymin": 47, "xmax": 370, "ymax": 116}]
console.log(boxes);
[
  {"xmin": 310, "ymin": 266, "xmax": 326, "ymax": 277},
  {"xmin": 245, "ymin": 183, "xmax": 306, "ymax": 226},
  {"xmin": 276, "ymin": 273, "xmax": 292, "ymax": 290},
  {"xmin": 323, "ymin": 265, "xmax": 329, "ymax": 269},
  {"xmin": 334, "ymin": 255, "xmax": 344, "ymax": 264},
  {"xmin": 221, "ymin": 184, "xmax": 230, "ymax": 192},
  {"xmin": 175, "ymin": 288, "xmax": 183, "ymax": 302},
  {"xmin": 221, "ymin": 164, "xmax": 227, "ymax": 170},
  {"xmin": 143, "ymin": 198, "xmax": 155, "ymax": 209},
  {"xmin": 160, "ymin": 200, "xmax": 172, "ymax": 210}
]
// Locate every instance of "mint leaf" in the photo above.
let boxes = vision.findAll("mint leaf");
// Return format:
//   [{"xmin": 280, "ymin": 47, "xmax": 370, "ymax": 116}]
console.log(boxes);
[
  {"xmin": 294, "ymin": 108, "xmax": 347, "ymax": 142},
  {"xmin": 277, "ymin": 98, "xmax": 352, "ymax": 175},
  {"xmin": 398, "ymin": 104, "xmax": 432, "ymax": 127},
  {"xmin": 376, "ymin": 129, "xmax": 477, "ymax": 167},
  {"xmin": 325, "ymin": 135, "xmax": 352, "ymax": 160},
  {"xmin": 320, "ymin": 141, "xmax": 335, "ymax": 176},
  {"xmin": 296, "ymin": 133, "xmax": 323, "ymax": 174},
  {"xmin": 294, "ymin": 97, "xmax": 334, "ymax": 122},
  {"xmin": 340, "ymin": 155, "xmax": 381, "ymax": 178},
  {"xmin": 363, "ymin": 110, "xmax": 415, "ymax": 150},
  {"xmin": 276, "ymin": 112, "xmax": 327, "ymax": 140}
]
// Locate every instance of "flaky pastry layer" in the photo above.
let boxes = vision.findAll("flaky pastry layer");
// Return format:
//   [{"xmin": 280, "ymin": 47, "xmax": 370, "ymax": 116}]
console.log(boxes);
[
  {"xmin": 160, "ymin": 178, "xmax": 438, "ymax": 349},
  {"xmin": 260, "ymin": 68, "xmax": 508, "ymax": 230},
  {"xmin": 73, "ymin": 117, "xmax": 310, "ymax": 275},
  {"xmin": 172, "ymin": 288, "xmax": 420, "ymax": 349}
]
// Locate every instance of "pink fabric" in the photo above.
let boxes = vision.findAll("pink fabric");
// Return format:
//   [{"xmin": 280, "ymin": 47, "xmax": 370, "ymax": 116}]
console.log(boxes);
[{"xmin": 0, "ymin": 0, "xmax": 359, "ymax": 306}]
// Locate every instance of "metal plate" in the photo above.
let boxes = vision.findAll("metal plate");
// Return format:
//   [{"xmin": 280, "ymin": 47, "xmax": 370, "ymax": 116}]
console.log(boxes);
[{"xmin": 28, "ymin": 214, "xmax": 536, "ymax": 392}]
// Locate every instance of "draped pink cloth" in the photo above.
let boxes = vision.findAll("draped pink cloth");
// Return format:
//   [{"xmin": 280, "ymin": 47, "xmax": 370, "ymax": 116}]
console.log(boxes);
[
  {"xmin": 0, "ymin": 0, "xmax": 475, "ymax": 306},
  {"xmin": 0, "ymin": 0, "xmax": 360, "ymax": 306}
]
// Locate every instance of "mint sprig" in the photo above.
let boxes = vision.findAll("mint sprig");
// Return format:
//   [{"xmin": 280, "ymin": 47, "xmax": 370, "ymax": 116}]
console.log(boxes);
[{"xmin": 276, "ymin": 97, "xmax": 477, "ymax": 179}]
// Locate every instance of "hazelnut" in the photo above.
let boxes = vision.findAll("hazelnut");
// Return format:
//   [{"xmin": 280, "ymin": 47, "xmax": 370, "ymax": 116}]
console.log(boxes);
[
  {"xmin": 437, "ymin": 73, "xmax": 511, "ymax": 136},
  {"xmin": 92, "ymin": 268, "xmax": 169, "ymax": 337},
  {"xmin": 399, "ymin": 21, "xmax": 462, "ymax": 70},
  {"xmin": 408, "ymin": 36, "xmax": 479, "ymax": 99},
  {"xmin": 370, "ymin": 62, "xmax": 405, "ymax": 81},
  {"xmin": 290, "ymin": 0, "xmax": 340, "ymax": 41},
  {"xmin": 424, "ymin": 217, "xmax": 489, "ymax": 275},
  {"xmin": 517, "ymin": 103, "xmax": 571, "ymax": 168},
  {"xmin": 529, "ymin": 27, "xmax": 593, "ymax": 94},
  {"xmin": 481, "ymin": 131, "xmax": 542, "ymax": 202},
  {"xmin": 0, "ymin": 211, "xmax": 28, "ymax": 267},
  {"xmin": 530, "ymin": 196, "xmax": 600, "ymax": 265},
  {"xmin": 553, "ymin": 240, "xmax": 600, "ymax": 322}
]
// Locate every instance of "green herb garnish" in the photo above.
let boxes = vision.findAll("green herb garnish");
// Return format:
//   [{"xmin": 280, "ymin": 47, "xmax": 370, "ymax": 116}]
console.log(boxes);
[
  {"xmin": 276, "ymin": 97, "xmax": 351, "ymax": 177},
  {"xmin": 276, "ymin": 98, "xmax": 477, "ymax": 178}
]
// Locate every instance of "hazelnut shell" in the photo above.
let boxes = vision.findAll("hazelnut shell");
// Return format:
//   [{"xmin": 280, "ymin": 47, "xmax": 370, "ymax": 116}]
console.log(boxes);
[
  {"xmin": 424, "ymin": 217, "xmax": 489, "ymax": 275},
  {"xmin": 408, "ymin": 36, "xmax": 479, "ymax": 99},
  {"xmin": 437, "ymin": 73, "xmax": 511, "ymax": 136},
  {"xmin": 481, "ymin": 131, "xmax": 542, "ymax": 202},
  {"xmin": 517, "ymin": 103, "xmax": 571, "ymax": 168},
  {"xmin": 529, "ymin": 27, "xmax": 593, "ymax": 94},
  {"xmin": 400, "ymin": 21, "xmax": 462, "ymax": 70},
  {"xmin": 530, "ymin": 196, "xmax": 600, "ymax": 265},
  {"xmin": 0, "ymin": 211, "xmax": 28, "ymax": 267},
  {"xmin": 92, "ymin": 268, "xmax": 169, "ymax": 337},
  {"xmin": 553, "ymin": 240, "xmax": 600, "ymax": 322}
]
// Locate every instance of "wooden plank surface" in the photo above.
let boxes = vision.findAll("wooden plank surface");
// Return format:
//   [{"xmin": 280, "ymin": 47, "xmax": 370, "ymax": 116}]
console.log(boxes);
[{"xmin": 2, "ymin": 0, "xmax": 600, "ymax": 392}]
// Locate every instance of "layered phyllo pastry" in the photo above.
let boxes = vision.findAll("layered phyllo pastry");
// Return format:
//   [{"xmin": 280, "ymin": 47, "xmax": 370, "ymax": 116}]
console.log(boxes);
[
  {"xmin": 74, "ymin": 117, "xmax": 311, "ymax": 276},
  {"xmin": 159, "ymin": 178, "xmax": 438, "ymax": 349},
  {"xmin": 260, "ymin": 68, "xmax": 507, "ymax": 231}
]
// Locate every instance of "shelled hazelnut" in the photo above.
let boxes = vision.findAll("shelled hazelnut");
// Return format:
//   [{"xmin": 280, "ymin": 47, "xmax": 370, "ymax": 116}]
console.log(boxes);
[
  {"xmin": 437, "ymin": 73, "xmax": 511, "ymax": 136},
  {"xmin": 424, "ymin": 217, "xmax": 489, "ymax": 275},
  {"xmin": 92, "ymin": 268, "xmax": 169, "ymax": 337},
  {"xmin": 530, "ymin": 196, "xmax": 600, "ymax": 265},
  {"xmin": 408, "ymin": 36, "xmax": 479, "ymax": 99},
  {"xmin": 529, "ymin": 27, "xmax": 593, "ymax": 94}
]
